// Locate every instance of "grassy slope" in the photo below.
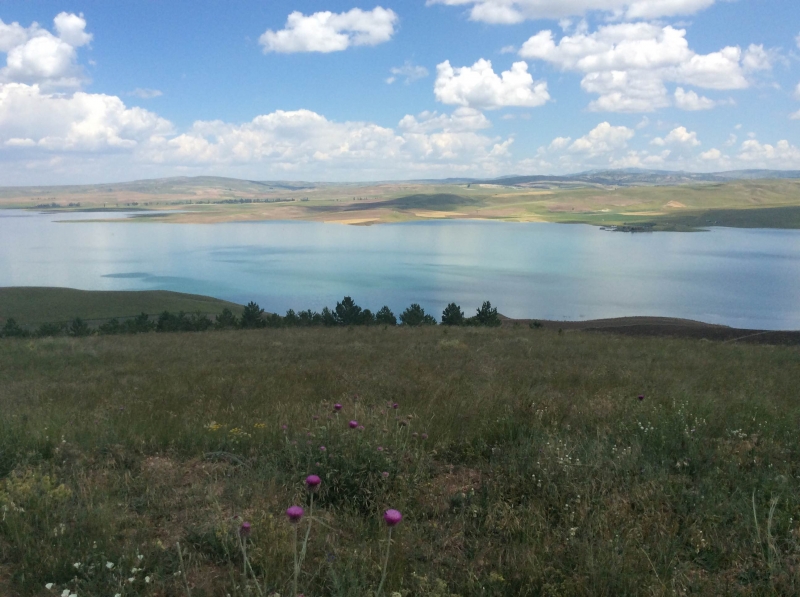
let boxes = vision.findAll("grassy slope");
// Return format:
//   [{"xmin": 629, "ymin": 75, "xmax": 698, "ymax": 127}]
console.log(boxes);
[
  {"xmin": 1, "ymin": 327, "xmax": 799, "ymax": 595},
  {"xmin": 0, "ymin": 287, "xmax": 242, "ymax": 325}
]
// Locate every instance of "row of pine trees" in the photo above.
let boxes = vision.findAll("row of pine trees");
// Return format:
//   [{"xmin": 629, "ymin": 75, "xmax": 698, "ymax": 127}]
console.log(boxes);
[{"xmin": 0, "ymin": 297, "xmax": 500, "ymax": 338}]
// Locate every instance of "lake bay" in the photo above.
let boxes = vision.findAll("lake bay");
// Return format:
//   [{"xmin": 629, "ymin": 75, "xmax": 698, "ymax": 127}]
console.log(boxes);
[{"xmin": 1, "ymin": 210, "xmax": 799, "ymax": 330}]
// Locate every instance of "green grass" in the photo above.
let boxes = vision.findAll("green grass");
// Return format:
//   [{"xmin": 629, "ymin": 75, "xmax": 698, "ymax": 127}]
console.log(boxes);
[
  {"xmin": 0, "ymin": 287, "xmax": 243, "ymax": 325},
  {"xmin": 1, "ymin": 326, "xmax": 799, "ymax": 595}
]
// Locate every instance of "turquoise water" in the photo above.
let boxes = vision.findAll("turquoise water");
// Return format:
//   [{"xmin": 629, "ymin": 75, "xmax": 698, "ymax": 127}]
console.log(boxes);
[{"xmin": 1, "ymin": 210, "xmax": 800, "ymax": 330}]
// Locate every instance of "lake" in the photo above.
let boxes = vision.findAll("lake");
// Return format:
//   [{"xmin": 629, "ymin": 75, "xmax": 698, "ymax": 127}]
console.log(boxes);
[{"xmin": 1, "ymin": 209, "xmax": 799, "ymax": 330}]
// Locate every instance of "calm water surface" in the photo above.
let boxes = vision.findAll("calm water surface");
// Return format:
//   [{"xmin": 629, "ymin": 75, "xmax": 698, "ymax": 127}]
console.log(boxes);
[{"xmin": 1, "ymin": 210, "xmax": 799, "ymax": 330}]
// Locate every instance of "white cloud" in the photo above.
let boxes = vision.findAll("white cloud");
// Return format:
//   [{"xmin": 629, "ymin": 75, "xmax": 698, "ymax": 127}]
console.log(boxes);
[
  {"xmin": 738, "ymin": 139, "xmax": 800, "ymax": 168},
  {"xmin": 0, "ymin": 80, "xmax": 517, "ymax": 181},
  {"xmin": 549, "ymin": 136, "xmax": 572, "ymax": 150},
  {"xmin": 741, "ymin": 44, "xmax": 773, "ymax": 73},
  {"xmin": 53, "ymin": 12, "xmax": 92, "ymax": 48},
  {"xmin": 0, "ymin": 13, "xmax": 92, "ymax": 89},
  {"xmin": 130, "ymin": 88, "xmax": 163, "ymax": 99},
  {"xmin": 427, "ymin": 0, "xmax": 716, "ymax": 23},
  {"xmin": 0, "ymin": 82, "xmax": 172, "ymax": 151},
  {"xmin": 790, "ymin": 110, "xmax": 800, "ymax": 121},
  {"xmin": 794, "ymin": 83, "xmax": 800, "ymax": 101},
  {"xmin": 434, "ymin": 59, "xmax": 550, "ymax": 109},
  {"xmin": 700, "ymin": 148, "xmax": 721, "ymax": 160},
  {"xmin": 520, "ymin": 24, "xmax": 759, "ymax": 112},
  {"xmin": 674, "ymin": 87, "xmax": 715, "ymax": 110},
  {"xmin": 386, "ymin": 61, "xmax": 429, "ymax": 85},
  {"xmin": 259, "ymin": 7, "xmax": 398, "ymax": 53},
  {"xmin": 664, "ymin": 126, "xmax": 700, "ymax": 146},
  {"xmin": 398, "ymin": 107, "xmax": 491, "ymax": 133},
  {"xmin": 569, "ymin": 121, "xmax": 634, "ymax": 155}
]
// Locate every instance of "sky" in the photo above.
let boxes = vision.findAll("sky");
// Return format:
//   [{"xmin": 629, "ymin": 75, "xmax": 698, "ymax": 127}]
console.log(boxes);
[{"xmin": 0, "ymin": 0, "xmax": 799, "ymax": 184}]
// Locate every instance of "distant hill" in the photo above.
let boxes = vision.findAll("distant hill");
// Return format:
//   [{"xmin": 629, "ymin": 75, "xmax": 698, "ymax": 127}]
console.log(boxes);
[
  {"xmin": 480, "ymin": 169, "xmax": 800, "ymax": 188},
  {"xmin": 0, "ymin": 176, "xmax": 318, "ymax": 199},
  {"xmin": 0, "ymin": 287, "xmax": 242, "ymax": 325}
]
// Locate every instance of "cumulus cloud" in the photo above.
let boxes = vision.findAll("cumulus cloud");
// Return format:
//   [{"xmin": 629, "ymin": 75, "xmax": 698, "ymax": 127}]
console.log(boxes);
[
  {"xmin": 259, "ymin": 7, "xmax": 398, "ymax": 53},
  {"xmin": 700, "ymin": 148, "xmax": 722, "ymax": 160},
  {"xmin": 0, "ymin": 12, "xmax": 92, "ymax": 89},
  {"xmin": 651, "ymin": 126, "xmax": 700, "ymax": 147},
  {"xmin": 386, "ymin": 61, "xmax": 429, "ymax": 84},
  {"xmin": 549, "ymin": 136, "xmax": 572, "ymax": 150},
  {"xmin": 674, "ymin": 87, "xmax": 715, "ymax": 110},
  {"xmin": 519, "ymin": 24, "xmax": 763, "ymax": 112},
  {"xmin": 427, "ymin": 0, "xmax": 716, "ymax": 22},
  {"xmin": 0, "ymin": 82, "xmax": 172, "ymax": 151},
  {"xmin": 790, "ymin": 110, "xmax": 800, "ymax": 121},
  {"xmin": 738, "ymin": 139, "xmax": 800, "ymax": 168},
  {"xmin": 568, "ymin": 121, "xmax": 634, "ymax": 155},
  {"xmin": 434, "ymin": 59, "xmax": 550, "ymax": 109}
]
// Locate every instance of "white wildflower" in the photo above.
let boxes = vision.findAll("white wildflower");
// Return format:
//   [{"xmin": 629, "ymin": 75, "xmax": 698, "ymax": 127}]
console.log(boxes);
[
  {"xmin": 45, "ymin": 583, "xmax": 54, "ymax": 590},
  {"xmin": 105, "ymin": 561, "xmax": 114, "ymax": 569}
]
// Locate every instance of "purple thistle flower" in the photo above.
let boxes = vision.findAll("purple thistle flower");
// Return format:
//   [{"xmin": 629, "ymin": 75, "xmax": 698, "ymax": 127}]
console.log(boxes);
[
  {"xmin": 286, "ymin": 506, "xmax": 304, "ymax": 523},
  {"xmin": 377, "ymin": 446, "xmax": 384, "ymax": 452},
  {"xmin": 312, "ymin": 415, "xmax": 320, "ymax": 421},
  {"xmin": 349, "ymin": 420, "xmax": 358, "ymax": 429},
  {"xmin": 383, "ymin": 509, "xmax": 402, "ymax": 527},
  {"xmin": 421, "ymin": 433, "xmax": 428, "ymax": 440},
  {"xmin": 306, "ymin": 474, "xmax": 321, "ymax": 491},
  {"xmin": 382, "ymin": 471, "xmax": 389, "ymax": 479},
  {"xmin": 392, "ymin": 403, "xmax": 399, "ymax": 410},
  {"xmin": 357, "ymin": 424, "xmax": 365, "ymax": 431},
  {"xmin": 638, "ymin": 394, "xmax": 645, "ymax": 401},
  {"xmin": 319, "ymin": 445, "xmax": 327, "ymax": 452},
  {"xmin": 334, "ymin": 403, "xmax": 342, "ymax": 411},
  {"xmin": 240, "ymin": 521, "xmax": 251, "ymax": 537},
  {"xmin": 281, "ymin": 424, "xmax": 288, "ymax": 430}
]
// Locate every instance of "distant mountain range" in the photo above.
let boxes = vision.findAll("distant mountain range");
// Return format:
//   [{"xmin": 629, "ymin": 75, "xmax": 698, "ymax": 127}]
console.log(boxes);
[
  {"xmin": 2, "ymin": 169, "xmax": 800, "ymax": 195},
  {"xmin": 476, "ymin": 169, "xmax": 800, "ymax": 188}
]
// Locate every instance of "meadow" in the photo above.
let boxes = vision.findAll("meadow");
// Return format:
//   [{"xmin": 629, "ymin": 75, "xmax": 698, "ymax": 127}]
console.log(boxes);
[{"xmin": 1, "ymin": 324, "xmax": 799, "ymax": 596}]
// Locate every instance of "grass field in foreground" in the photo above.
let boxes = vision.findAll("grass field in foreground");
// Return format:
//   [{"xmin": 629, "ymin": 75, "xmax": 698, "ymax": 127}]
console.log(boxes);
[
  {"xmin": 0, "ymin": 287, "xmax": 243, "ymax": 325},
  {"xmin": 1, "ymin": 327, "xmax": 799, "ymax": 595}
]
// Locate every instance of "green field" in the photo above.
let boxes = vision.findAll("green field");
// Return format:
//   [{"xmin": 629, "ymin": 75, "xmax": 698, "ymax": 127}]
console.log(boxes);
[
  {"xmin": 1, "ymin": 324, "xmax": 799, "ymax": 595},
  {"xmin": 0, "ymin": 287, "xmax": 243, "ymax": 325}
]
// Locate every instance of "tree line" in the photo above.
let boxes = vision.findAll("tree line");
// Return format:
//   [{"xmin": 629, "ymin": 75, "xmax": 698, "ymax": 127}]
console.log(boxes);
[{"xmin": 0, "ymin": 297, "xmax": 501, "ymax": 338}]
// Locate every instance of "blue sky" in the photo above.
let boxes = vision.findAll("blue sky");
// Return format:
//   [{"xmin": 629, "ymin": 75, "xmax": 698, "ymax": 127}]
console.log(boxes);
[{"xmin": 0, "ymin": 0, "xmax": 799, "ymax": 184}]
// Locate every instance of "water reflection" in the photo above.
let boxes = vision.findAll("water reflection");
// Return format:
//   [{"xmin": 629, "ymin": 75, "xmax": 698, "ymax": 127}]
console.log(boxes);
[{"xmin": 0, "ymin": 211, "xmax": 799, "ymax": 330}]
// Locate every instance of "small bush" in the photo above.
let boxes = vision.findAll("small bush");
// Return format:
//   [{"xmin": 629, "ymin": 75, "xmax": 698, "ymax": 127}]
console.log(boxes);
[
  {"xmin": 214, "ymin": 308, "xmax": 238, "ymax": 329},
  {"xmin": 1, "ymin": 318, "xmax": 27, "ymax": 338},
  {"xmin": 35, "ymin": 322, "xmax": 64, "ymax": 337},
  {"xmin": 68, "ymin": 317, "xmax": 91, "ymax": 337}
]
